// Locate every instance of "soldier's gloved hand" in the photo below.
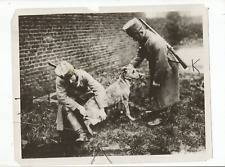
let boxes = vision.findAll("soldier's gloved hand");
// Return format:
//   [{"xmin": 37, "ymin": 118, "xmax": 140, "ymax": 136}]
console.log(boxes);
[
  {"xmin": 122, "ymin": 64, "xmax": 134, "ymax": 71},
  {"xmin": 77, "ymin": 105, "xmax": 87, "ymax": 117},
  {"xmin": 99, "ymin": 108, "xmax": 107, "ymax": 121},
  {"xmin": 126, "ymin": 64, "xmax": 134, "ymax": 69}
]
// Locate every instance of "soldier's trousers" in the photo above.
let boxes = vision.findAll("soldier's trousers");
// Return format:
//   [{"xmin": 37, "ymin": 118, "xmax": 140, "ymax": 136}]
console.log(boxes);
[{"xmin": 56, "ymin": 104, "xmax": 82, "ymax": 132}]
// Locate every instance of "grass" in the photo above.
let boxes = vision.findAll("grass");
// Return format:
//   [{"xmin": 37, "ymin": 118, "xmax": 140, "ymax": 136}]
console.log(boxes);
[{"xmin": 20, "ymin": 68, "xmax": 205, "ymax": 158}]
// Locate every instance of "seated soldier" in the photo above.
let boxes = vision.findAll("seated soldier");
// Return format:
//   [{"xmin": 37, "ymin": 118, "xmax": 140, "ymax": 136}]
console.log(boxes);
[{"xmin": 55, "ymin": 61, "xmax": 106, "ymax": 142}]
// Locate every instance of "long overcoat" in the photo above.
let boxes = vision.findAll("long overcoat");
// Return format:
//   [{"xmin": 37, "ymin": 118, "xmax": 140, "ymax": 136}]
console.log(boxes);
[
  {"xmin": 56, "ymin": 69, "xmax": 106, "ymax": 130},
  {"xmin": 130, "ymin": 30, "xmax": 179, "ymax": 111}
]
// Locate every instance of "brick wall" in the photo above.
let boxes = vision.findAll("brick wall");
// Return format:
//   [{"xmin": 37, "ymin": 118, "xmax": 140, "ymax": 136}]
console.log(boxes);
[{"xmin": 19, "ymin": 13, "xmax": 145, "ymax": 98}]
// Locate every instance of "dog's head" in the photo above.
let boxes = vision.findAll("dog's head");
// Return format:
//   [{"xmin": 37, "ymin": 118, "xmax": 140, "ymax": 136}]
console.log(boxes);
[{"xmin": 121, "ymin": 65, "xmax": 144, "ymax": 80}]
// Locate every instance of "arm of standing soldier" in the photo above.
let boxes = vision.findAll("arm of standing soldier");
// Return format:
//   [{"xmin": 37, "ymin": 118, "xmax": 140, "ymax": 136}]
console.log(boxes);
[
  {"xmin": 82, "ymin": 71, "xmax": 106, "ymax": 109},
  {"xmin": 56, "ymin": 77, "xmax": 85, "ymax": 115},
  {"xmin": 129, "ymin": 46, "xmax": 145, "ymax": 68}
]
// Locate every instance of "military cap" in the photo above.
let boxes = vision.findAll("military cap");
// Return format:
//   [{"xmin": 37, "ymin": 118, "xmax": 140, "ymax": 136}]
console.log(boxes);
[
  {"xmin": 122, "ymin": 18, "xmax": 143, "ymax": 36},
  {"xmin": 55, "ymin": 61, "xmax": 75, "ymax": 78}
]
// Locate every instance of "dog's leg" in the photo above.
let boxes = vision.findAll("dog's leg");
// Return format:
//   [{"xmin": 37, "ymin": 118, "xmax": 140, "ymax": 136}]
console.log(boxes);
[
  {"xmin": 84, "ymin": 120, "xmax": 94, "ymax": 136},
  {"xmin": 122, "ymin": 98, "xmax": 135, "ymax": 121},
  {"xmin": 118, "ymin": 102, "xmax": 124, "ymax": 114}
]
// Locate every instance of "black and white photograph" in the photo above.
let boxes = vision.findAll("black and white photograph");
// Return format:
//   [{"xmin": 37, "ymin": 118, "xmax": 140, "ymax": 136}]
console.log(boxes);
[{"xmin": 12, "ymin": 4, "xmax": 212, "ymax": 165}]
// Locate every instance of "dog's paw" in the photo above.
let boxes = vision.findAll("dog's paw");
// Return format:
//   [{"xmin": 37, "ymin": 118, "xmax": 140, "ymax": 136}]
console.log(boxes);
[
  {"xmin": 89, "ymin": 130, "xmax": 97, "ymax": 136},
  {"xmin": 147, "ymin": 118, "xmax": 162, "ymax": 126},
  {"xmin": 86, "ymin": 126, "xmax": 93, "ymax": 135},
  {"xmin": 128, "ymin": 115, "xmax": 136, "ymax": 121},
  {"xmin": 86, "ymin": 125, "xmax": 96, "ymax": 136},
  {"xmin": 145, "ymin": 110, "xmax": 153, "ymax": 114}
]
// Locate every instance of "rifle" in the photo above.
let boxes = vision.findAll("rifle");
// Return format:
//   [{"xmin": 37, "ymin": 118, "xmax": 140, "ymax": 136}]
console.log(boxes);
[{"xmin": 139, "ymin": 18, "xmax": 187, "ymax": 69}]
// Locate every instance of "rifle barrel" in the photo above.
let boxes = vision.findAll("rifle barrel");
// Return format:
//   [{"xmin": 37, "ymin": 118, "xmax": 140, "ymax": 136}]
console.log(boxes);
[{"xmin": 139, "ymin": 18, "xmax": 187, "ymax": 69}]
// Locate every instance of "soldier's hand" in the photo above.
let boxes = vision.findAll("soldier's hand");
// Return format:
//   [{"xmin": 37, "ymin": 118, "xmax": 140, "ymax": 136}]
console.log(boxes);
[
  {"xmin": 77, "ymin": 105, "xmax": 87, "ymax": 117},
  {"xmin": 122, "ymin": 64, "xmax": 134, "ymax": 71},
  {"xmin": 99, "ymin": 109, "xmax": 107, "ymax": 121}
]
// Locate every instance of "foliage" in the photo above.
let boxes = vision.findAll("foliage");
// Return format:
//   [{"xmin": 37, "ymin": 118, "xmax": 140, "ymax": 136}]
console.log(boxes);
[
  {"xmin": 165, "ymin": 12, "xmax": 183, "ymax": 46},
  {"xmin": 146, "ymin": 12, "xmax": 203, "ymax": 46}
]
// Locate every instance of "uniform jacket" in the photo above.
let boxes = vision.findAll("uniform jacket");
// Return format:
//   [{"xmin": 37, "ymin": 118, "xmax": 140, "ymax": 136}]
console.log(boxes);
[
  {"xmin": 56, "ymin": 69, "xmax": 106, "ymax": 130},
  {"xmin": 130, "ymin": 30, "xmax": 179, "ymax": 110}
]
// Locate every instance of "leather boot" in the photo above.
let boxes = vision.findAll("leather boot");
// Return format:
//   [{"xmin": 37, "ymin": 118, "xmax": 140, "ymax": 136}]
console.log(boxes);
[
  {"xmin": 76, "ymin": 129, "xmax": 88, "ymax": 142},
  {"xmin": 66, "ymin": 112, "xmax": 88, "ymax": 142}
]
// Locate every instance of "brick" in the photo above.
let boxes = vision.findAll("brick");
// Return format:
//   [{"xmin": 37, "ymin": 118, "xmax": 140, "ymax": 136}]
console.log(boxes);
[{"xmin": 19, "ymin": 13, "xmax": 143, "ymax": 97}]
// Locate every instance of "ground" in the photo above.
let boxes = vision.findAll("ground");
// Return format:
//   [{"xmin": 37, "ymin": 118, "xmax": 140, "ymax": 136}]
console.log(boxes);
[{"xmin": 21, "ymin": 69, "xmax": 205, "ymax": 158}]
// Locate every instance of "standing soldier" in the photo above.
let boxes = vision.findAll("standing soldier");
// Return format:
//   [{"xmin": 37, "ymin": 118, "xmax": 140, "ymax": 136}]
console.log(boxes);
[
  {"xmin": 55, "ymin": 61, "xmax": 106, "ymax": 142},
  {"xmin": 123, "ymin": 18, "xmax": 180, "ymax": 125}
]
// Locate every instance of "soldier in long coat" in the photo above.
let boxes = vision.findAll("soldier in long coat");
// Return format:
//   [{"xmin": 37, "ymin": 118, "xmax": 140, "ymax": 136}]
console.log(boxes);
[
  {"xmin": 55, "ymin": 61, "xmax": 106, "ymax": 141},
  {"xmin": 123, "ymin": 18, "xmax": 180, "ymax": 125}
]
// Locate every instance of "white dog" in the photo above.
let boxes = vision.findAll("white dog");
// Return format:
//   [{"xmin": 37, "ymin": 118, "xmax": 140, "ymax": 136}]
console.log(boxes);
[{"xmin": 83, "ymin": 66, "xmax": 143, "ymax": 135}]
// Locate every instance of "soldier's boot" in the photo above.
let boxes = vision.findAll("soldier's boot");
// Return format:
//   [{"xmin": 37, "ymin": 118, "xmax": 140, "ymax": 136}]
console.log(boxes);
[
  {"xmin": 66, "ymin": 112, "xmax": 88, "ymax": 142},
  {"xmin": 76, "ymin": 129, "xmax": 88, "ymax": 142},
  {"xmin": 147, "ymin": 107, "xmax": 170, "ymax": 126}
]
